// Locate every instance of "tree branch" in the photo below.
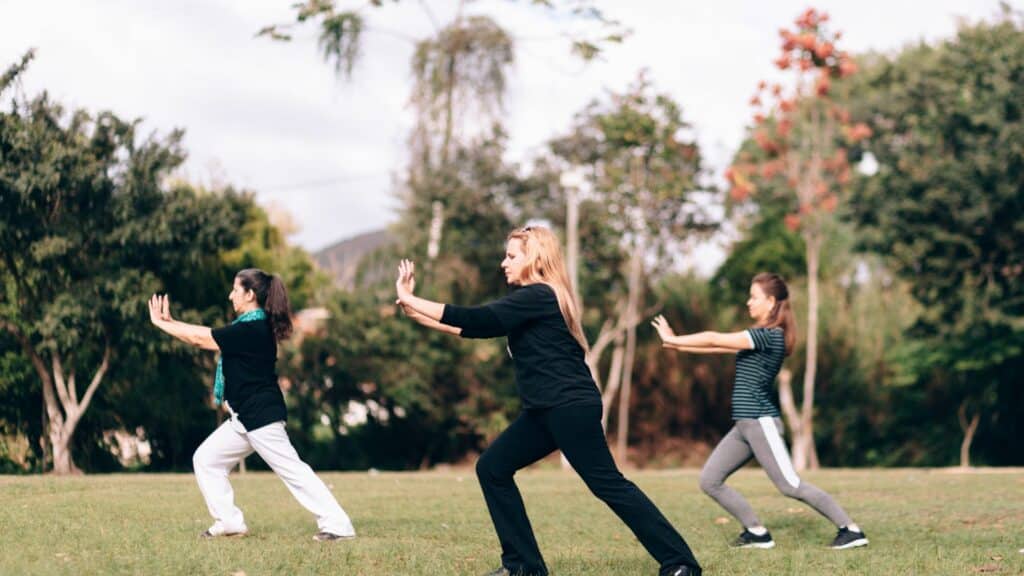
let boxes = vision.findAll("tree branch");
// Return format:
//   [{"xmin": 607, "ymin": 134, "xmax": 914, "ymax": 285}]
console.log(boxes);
[
  {"xmin": 51, "ymin": 352, "xmax": 73, "ymax": 411},
  {"xmin": 588, "ymin": 316, "xmax": 620, "ymax": 364},
  {"xmin": 68, "ymin": 368, "xmax": 78, "ymax": 407},
  {"xmin": 2, "ymin": 319, "xmax": 65, "ymax": 430},
  {"xmin": 78, "ymin": 343, "xmax": 111, "ymax": 416}
]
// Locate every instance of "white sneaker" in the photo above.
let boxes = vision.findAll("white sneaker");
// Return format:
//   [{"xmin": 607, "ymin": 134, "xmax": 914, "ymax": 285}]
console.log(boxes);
[
  {"xmin": 313, "ymin": 530, "xmax": 356, "ymax": 542},
  {"xmin": 200, "ymin": 523, "xmax": 248, "ymax": 539}
]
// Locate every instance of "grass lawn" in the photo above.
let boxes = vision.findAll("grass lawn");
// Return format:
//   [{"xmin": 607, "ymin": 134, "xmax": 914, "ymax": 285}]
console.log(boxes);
[{"xmin": 1, "ymin": 467, "xmax": 1021, "ymax": 575}]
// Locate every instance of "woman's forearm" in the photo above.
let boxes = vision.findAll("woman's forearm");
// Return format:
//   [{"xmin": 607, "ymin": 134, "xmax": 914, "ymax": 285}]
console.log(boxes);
[
  {"xmin": 399, "ymin": 293, "xmax": 446, "ymax": 322},
  {"xmin": 667, "ymin": 331, "xmax": 721, "ymax": 348},
  {"xmin": 666, "ymin": 330, "xmax": 751, "ymax": 351},
  {"xmin": 404, "ymin": 308, "xmax": 461, "ymax": 335},
  {"xmin": 154, "ymin": 320, "xmax": 218, "ymax": 351},
  {"xmin": 665, "ymin": 344, "xmax": 736, "ymax": 354}
]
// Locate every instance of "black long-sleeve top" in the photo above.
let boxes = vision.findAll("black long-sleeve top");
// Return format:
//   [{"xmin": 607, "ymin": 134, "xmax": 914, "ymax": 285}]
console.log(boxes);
[{"xmin": 441, "ymin": 283, "xmax": 601, "ymax": 409}]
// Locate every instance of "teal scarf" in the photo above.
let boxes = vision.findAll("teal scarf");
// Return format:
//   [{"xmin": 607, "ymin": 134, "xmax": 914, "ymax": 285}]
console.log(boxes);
[{"xmin": 214, "ymin": 308, "xmax": 267, "ymax": 406}]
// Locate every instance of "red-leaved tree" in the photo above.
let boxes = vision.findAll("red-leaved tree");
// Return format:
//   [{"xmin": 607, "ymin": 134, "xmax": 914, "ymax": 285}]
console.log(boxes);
[{"xmin": 726, "ymin": 8, "xmax": 871, "ymax": 470}]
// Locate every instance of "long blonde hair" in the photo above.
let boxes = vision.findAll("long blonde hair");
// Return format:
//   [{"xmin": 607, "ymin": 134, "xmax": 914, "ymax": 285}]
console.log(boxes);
[{"xmin": 507, "ymin": 226, "xmax": 590, "ymax": 353}]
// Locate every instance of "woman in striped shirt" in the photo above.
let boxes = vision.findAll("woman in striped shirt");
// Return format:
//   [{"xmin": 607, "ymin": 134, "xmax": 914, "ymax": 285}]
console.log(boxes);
[{"xmin": 652, "ymin": 273, "xmax": 868, "ymax": 550}]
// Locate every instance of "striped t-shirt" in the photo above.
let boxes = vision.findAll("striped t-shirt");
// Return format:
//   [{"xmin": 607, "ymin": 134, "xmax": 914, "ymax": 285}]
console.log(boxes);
[{"xmin": 731, "ymin": 327, "xmax": 785, "ymax": 419}]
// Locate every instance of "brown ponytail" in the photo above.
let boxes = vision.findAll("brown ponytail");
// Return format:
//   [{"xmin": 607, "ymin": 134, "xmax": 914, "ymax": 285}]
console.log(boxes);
[
  {"xmin": 236, "ymin": 268, "xmax": 294, "ymax": 342},
  {"xmin": 752, "ymin": 272, "xmax": 797, "ymax": 356}
]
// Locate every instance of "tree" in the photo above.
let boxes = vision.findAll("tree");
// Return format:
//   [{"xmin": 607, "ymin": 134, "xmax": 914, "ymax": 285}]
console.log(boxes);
[
  {"xmin": 259, "ymin": 0, "xmax": 626, "ymax": 75},
  {"xmin": 257, "ymin": 1, "xmax": 620, "ymax": 468},
  {"xmin": 409, "ymin": 14, "xmax": 513, "ymax": 168},
  {"xmin": 0, "ymin": 52, "xmax": 250, "ymax": 473},
  {"xmin": 848, "ymin": 7, "xmax": 1024, "ymax": 466},
  {"xmin": 542, "ymin": 74, "xmax": 713, "ymax": 460},
  {"xmin": 725, "ymin": 8, "xmax": 870, "ymax": 470}
]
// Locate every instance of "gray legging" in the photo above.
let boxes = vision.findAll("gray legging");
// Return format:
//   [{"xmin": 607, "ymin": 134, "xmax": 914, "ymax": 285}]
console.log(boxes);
[{"xmin": 699, "ymin": 417, "xmax": 851, "ymax": 528}]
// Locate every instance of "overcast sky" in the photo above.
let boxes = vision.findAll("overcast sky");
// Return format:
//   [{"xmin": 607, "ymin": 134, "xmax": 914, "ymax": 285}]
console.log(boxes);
[{"xmin": 1, "ymin": 0, "xmax": 1012, "ymax": 269}]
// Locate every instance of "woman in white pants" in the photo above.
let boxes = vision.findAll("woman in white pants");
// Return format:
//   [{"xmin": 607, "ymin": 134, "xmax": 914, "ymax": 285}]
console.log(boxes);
[{"xmin": 148, "ymin": 268, "xmax": 355, "ymax": 541}]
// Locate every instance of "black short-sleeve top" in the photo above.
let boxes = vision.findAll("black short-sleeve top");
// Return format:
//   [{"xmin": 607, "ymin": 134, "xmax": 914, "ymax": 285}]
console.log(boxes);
[{"xmin": 211, "ymin": 319, "xmax": 287, "ymax": 430}]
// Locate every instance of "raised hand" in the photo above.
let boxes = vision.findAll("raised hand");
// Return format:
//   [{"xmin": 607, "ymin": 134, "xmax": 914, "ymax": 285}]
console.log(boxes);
[
  {"xmin": 395, "ymin": 259, "xmax": 417, "ymax": 301},
  {"xmin": 651, "ymin": 314, "xmax": 677, "ymax": 342},
  {"xmin": 148, "ymin": 294, "xmax": 164, "ymax": 325},
  {"xmin": 160, "ymin": 294, "xmax": 173, "ymax": 321}
]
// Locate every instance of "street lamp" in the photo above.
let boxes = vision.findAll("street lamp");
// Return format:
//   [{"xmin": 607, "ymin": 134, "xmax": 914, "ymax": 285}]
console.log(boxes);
[
  {"xmin": 857, "ymin": 151, "xmax": 879, "ymax": 176},
  {"xmin": 559, "ymin": 167, "xmax": 586, "ymax": 305}
]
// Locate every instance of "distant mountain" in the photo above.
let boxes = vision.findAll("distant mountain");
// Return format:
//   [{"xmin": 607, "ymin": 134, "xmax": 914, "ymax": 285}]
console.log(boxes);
[{"xmin": 313, "ymin": 228, "xmax": 394, "ymax": 289}]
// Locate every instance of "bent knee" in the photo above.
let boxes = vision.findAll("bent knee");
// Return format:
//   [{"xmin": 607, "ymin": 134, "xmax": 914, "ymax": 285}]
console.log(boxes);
[
  {"xmin": 192, "ymin": 447, "xmax": 210, "ymax": 472},
  {"xmin": 699, "ymin": 469, "xmax": 724, "ymax": 495},
  {"xmin": 776, "ymin": 480, "xmax": 803, "ymax": 499},
  {"xmin": 475, "ymin": 452, "xmax": 507, "ymax": 482}
]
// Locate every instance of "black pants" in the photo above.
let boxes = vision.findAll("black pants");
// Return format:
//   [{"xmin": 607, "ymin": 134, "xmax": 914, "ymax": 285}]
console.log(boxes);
[{"xmin": 475, "ymin": 404, "xmax": 701, "ymax": 576}]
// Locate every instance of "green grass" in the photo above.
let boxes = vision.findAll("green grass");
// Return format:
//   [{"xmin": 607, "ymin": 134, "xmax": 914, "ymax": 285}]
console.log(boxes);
[{"xmin": 1, "ymin": 467, "xmax": 1021, "ymax": 575}]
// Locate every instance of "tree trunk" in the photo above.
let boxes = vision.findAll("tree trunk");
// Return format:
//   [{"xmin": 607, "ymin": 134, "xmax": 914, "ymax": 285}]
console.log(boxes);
[
  {"xmin": 565, "ymin": 184, "xmax": 580, "ymax": 306},
  {"xmin": 441, "ymin": 51, "xmax": 456, "ymax": 166},
  {"xmin": 439, "ymin": 8, "xmax": 462, "ymax": 168},
  {"xmin": 793, "ymin": 234, "xmax": 822, "ymax": 470},
  {"xmin": 51, "ymin": 433, "xmax": 78, "ymax": 475},
  {"xmin": 42, "ymin": 348, "xmax": 110, "ymax": 474},
  {"xmin": 561, "ymin": 183, "xmax": 580, "ymax": 470},
  {"xmin": 600, "ymin": 335, "xmax": 625, "ymax": 430},
  {"xmin": 0, "ymin": 322, "xmax": 108, "ymax": 474},
  {"xmin": 615, "ymin": 249, "xmax": 643, "ymax": 462},
  {"xmin": 777, "ymin": 368, "xmax": 801, "ymax": 443},
  {"xmin": 957, "ymin": 402, "xmax": 980, "ymax": 468}
]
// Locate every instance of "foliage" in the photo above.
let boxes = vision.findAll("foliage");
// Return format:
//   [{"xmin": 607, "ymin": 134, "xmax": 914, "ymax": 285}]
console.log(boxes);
[{"xmin": 848, "ymin": 8, "xmax": 1024, "ymax": 463}]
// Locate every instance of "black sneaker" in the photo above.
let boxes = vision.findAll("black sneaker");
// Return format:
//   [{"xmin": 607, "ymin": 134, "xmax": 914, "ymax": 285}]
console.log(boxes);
[
  {"xmin": 481, "ymin": 568, "xmax": 543, "ymax": 576},
  {"xmin": 663, "ymin": 565, "xmax": 701, "ymax": 576},
  {"xmin": 312, "ymin": 530, "xmax": 355, "ymax": 542},
  {"xmin": 830, "ymin": 527, "xmax": 868, "ymax": 549},
  {"xmin": 731, "ymin": 528, "xmax": 775, "ymax": 549}
]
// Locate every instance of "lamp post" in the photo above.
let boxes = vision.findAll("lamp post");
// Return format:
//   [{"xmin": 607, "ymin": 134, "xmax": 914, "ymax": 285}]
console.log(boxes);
[{"xmin": 559, "ymin": 167, "xmax": 586, "ymax": 307}]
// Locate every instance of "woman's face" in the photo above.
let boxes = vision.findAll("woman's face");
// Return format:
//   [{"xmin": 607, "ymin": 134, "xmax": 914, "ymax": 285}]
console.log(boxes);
[
  {"xmin": 746, "ymin": 282, "xmax": 775, "ymax": 323},
  {"xmin": 228, "ymin": 278, "xmax": 256, "ymax": 313},
  {"xmin": 501, "ymin": 238, "xmax": 528, "ymax": 285}
]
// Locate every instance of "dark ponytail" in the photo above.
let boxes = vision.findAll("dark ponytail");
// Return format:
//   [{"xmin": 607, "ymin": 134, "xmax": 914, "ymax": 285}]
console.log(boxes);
[
  {"xmin": 752, "ymin": 272, "xmax": 797, "ymax": 356},
  {"xmin": 236, "ymin": 268, "xmax": 293, "ymax": 342}
]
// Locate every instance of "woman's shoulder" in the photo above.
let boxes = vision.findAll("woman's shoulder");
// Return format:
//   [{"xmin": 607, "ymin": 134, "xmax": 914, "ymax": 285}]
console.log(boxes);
[
  {"xmin": 746, "ymin": 326, "xmax": 786, "ymax": 351},
  {"xmin": 216, "ymin": 318, "xmax": 273, "ymax": 341},
  {"xmin": 513, "ymin": 282, "xmax": 557, "ymax": 300}
]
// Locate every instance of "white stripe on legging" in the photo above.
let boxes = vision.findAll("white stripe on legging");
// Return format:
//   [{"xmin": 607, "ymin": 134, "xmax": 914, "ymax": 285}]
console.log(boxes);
[{"xmin": 758, "ymin": 416, "xmax": 801, "ymax": 489}]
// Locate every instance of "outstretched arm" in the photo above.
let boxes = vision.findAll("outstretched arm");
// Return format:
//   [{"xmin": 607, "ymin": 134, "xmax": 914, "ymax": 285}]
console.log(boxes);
[
  {"xmin": 651, "ymin": 315, "xmax": 748, "ymax": 354},
  {"xmin": 148, "ymin": 294, "xmax": 220, "ymax": 351},
  {"xmin": 397, "ymin": 299, "xmax": 462, "ymax": 335},
  {"xmin": 394, "ymin": 260, "xmax": 462, "ymax": 336}
]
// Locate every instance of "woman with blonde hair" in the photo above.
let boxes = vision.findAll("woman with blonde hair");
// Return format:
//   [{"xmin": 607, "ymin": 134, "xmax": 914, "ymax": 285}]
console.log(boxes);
[
  {"xmin": 652, "ymin": 272, "xmax": 867, "ymax": 550},
  {"xmin": 395, "ymin": 226, "xmax": 701, "ymax": 576}
]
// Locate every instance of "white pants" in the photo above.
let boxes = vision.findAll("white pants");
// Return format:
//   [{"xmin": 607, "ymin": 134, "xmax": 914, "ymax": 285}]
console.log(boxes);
[{"xmin": 192, "ymin": 417, "xmax": 355, "ymax": 536}]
